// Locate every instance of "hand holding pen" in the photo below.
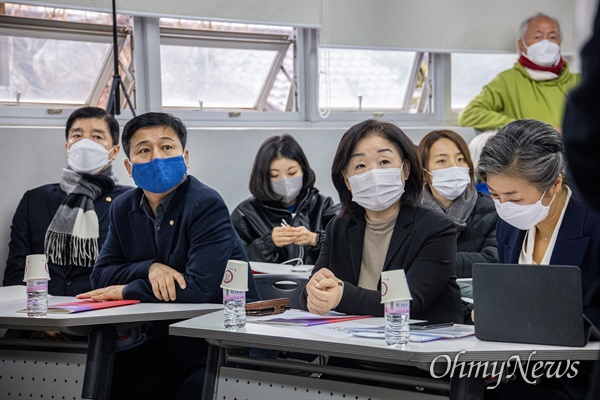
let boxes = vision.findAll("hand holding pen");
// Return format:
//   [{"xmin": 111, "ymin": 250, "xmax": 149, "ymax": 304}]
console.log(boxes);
[
  {"xmin": 271, "ymin": 219, "xmax": 299, "ymax": 247},
  {"xmin": 272, "ymin": 219, "xmax": 318, "ymax": 247}
]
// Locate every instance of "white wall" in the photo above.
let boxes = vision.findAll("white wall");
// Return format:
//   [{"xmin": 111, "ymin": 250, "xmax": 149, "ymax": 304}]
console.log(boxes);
[{"xmin": 0, "ymin": 124, "xmax": 476, "ymax": 282}]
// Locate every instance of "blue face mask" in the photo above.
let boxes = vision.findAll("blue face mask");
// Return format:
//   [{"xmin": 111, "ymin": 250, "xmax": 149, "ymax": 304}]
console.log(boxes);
[{"xmin": 130, "ymin": 155, "xmax": 187, "ymax": 194}]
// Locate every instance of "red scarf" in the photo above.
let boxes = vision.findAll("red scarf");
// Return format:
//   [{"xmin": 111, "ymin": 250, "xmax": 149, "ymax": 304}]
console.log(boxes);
[{"xmin": 518, "ymin": 55, "xmax": 564, "ymax": 75}]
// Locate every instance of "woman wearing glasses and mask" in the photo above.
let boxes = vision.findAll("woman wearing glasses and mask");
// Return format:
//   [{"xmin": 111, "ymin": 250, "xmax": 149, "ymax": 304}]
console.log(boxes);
[
  {"xmin": 232, "ymin": 135, "xmax": 339, "ymax": 265},
  {"xmin": 477, "ymin": 119, "xmax": 600, "ymax": 400},
  {"xmin": 418, "ymin": 130, "xmax": 499, "ymax": 279},
  {"xmin": 299, "ymin": 120, "xmax": 462, "ymax": 323}
]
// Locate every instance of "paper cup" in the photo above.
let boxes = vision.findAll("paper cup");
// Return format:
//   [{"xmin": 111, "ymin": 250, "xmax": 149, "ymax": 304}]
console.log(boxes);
[
  {"xmin": 24, "ymin": 254, "xmax": 50, "ymax": 282},
  {"xmin": 381, "ymin": 269, "xmax": 411, "ymax": 303},
  {"xmin": 220, "ymin": 260, "xmax": 249, "ymax": 291}
]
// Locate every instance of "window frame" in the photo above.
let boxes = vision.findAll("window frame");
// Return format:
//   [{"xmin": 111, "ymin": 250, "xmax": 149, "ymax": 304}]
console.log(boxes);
[
  {"xmin": 159, "ymin": 26, "xmax": 294, "ymax": 112},
  {"xmin": 316, "ymin": 47, "xmax": 429, "ymax": 113},
  {"xmin": 0, "ymin": 15, "xmax": 130, "ymax": 109}
]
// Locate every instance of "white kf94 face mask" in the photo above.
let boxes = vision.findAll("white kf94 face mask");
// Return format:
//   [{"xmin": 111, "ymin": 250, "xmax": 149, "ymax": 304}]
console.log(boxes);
[
  {"xmin": 67, "ymin": 138, "xmax": 112, "ymax": 174},
  {"xmin": 428, "ymin": 166, "xmax": 471, "ymax": 201},
  {"xmin": 271, "ymin": 175, "xmax": 303, "ymax": 204},
  {"xmin": 348, "ymin": 166, "xmax": 405, "ymax": 212},
  {"xmin": 524, "ymin": 39, "xmax": 561, "ymax": 67},
  {"xmin": 493, "ymin": 189, "xmax": 556, "ymax": 230}
]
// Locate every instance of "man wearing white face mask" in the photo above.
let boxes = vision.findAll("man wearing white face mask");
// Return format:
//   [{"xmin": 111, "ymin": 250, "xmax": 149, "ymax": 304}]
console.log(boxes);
[
  {"xmin": 4, "ymin": 107, "xmax": 132, "ymax": 297},
  {"xmin": 459, "ymin": 13, "xmax": 580, "ymax": 131},
  {"xmin": 418, "ymin": 130, "xmax": 498, "ymax": 280}
]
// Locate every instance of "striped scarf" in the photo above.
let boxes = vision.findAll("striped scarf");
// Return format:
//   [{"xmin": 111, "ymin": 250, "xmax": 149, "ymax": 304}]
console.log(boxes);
[
  {"xmin": 44, "ymin": 166, "xmax": 119, "ymax": 267},
  {"xmin": 422, "ymin": 185, "xmax": 478, "ymax": 235}
]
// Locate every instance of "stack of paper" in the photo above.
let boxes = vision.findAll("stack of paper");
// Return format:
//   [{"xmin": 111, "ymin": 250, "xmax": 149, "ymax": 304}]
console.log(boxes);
[
  {"xmin": 248, "ymin": 309, "xmax": 371, "ymax": 326},
  {"xmin": 18, "ymin": 299, "xmax": 140, "ymax": 314},
  {"xmin": 344, "ymin": 324, "xmax": 475, "ymax": 342}
]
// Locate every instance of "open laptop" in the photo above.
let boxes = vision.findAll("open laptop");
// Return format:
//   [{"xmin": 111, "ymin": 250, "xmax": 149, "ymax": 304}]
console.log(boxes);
[{"xmin": 472, "ymin": 263, "xmax": 590, "ymax": 347}]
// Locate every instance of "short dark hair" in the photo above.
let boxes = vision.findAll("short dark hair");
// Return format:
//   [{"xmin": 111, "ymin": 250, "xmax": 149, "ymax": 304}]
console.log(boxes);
[
  {"xmin": 65, "ymin": 107, "xmax": 119, "ymax": 146},
  {"xmin": 121, "ymin": 112, "xmax": 188, "ymax": 158},
  {"xmin": 332, "ymin": 119, "xmax": 423, "ymax": 217},
  {"xmin": 477, "ymin": 119, "xmax": 567, "ymax": 193},
  {"xmin": 249, "ymin": 134, "xmax": 316, "ymax": 203},
  {"xmin": 417, "ymin": 129, "xmax": 475, "ymax": 186}
]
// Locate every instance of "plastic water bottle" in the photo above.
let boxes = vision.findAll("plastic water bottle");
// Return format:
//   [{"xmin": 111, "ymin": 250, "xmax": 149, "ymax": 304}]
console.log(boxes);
[
  {"xmin": 385, "ymin": 300, "xmax": 410, "ymax": 346},
  {"xmin": 26, "ymin": 279, "xmax": 48, "ymax": 317},
  {"xmin": 223, "ymin": 289, "xmax": 246, "ymax": 330}
]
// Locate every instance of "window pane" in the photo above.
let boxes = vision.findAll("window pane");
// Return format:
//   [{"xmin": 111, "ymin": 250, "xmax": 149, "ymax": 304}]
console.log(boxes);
[
  {"xmin": 264, "ymin": 45, "xmax": 294, "ymax": 112},
  {"xmin": 451, "ymin": 53, "xmax": 517, "ymax": 109},
  {"xmin": 0, "ymin": 36, "xmax": 110, "ymax": 104},
  {"xmin": 161, "ymin": 45, "xmax": 278, "ymax": 108},
  {"xmin": 320, "ymin": 48, "xmax": 417, "ymax": 110}
]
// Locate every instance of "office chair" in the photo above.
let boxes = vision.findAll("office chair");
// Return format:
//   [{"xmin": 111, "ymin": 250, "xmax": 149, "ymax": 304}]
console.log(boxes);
[{"xmin": 253, "ymin": 274, "xmax": 308, "ymax": 309}]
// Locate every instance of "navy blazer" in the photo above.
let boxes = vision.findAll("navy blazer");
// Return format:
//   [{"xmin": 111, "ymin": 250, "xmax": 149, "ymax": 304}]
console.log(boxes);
[
  {"xmin": 91, "ymin": 176, "xmax": 260, "ymax": 303},
  {"xmin": 299, "ymin": 204, "xmax": 463, "ymax": 323},
  {"xmin": 497, "ymin": 194, "xmax": 600, "ymax": 326},
  {"xmin": 4, "ymin": 183, "xmax": 132, "ymax": 296}
]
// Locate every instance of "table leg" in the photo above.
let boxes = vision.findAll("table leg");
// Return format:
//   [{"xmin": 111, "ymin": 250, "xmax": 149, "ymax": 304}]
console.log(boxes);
[
  {"xmin": 82, "ymin": 325, "xmax": 117, "ymax": 400},
  {"xmin": 450, "ymin": 376, "xmax": 485, "ymax": 400},
  {"xmin": 202, "ymin": 344, "xmax": 224, "ymax": 400}
]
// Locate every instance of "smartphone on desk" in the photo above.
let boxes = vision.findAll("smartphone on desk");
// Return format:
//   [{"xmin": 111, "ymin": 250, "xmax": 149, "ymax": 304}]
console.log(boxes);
[
  {"xmin": 291, "ymin": 265, "xmax": 311, "ymax": 273},
  {"xmin": 410, "ymin": 321, "xmax": 455, "ymax": 330}
]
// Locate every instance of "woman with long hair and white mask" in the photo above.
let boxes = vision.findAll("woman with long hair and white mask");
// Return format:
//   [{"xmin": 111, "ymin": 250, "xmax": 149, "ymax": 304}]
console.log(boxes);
[
  {"xmin": 418, "ymin": 130, "xmax": 498, "ymax": 279},
  {"xmin": 299, "ymin": 119, "xmax": 462, "ymax": 323},
  {"xmin": 478, "ymin": 119, "xmax": 600, "ymax": 400},
  {"xmin": 232, "ymin": 135, "xmax": 339, "ymax": 265}
]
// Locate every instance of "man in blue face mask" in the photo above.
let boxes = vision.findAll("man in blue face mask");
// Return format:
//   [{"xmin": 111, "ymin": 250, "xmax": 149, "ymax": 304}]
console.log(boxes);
[
  {"xmin": 78, "ymin": 112, "xmax": 259, "ymax": 303},
  {"xmin": 77, "ymin": 112, "xmax": 260, "ymax": 400}
]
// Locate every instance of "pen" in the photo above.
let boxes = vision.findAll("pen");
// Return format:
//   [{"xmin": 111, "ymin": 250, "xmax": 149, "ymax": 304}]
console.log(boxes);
[{"xmin": 281, "ymin": 219, "xmax": 290, "ymax": 227}]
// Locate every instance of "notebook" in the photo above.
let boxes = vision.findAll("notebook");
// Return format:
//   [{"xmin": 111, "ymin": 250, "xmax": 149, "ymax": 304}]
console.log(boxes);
[
  {"xmin": 472, "ymin": 263, "xmax": 590, "ymax": 347},
  {"xmin": 18, "ymin": 299, "xmax": 140, "ymax": 314}
]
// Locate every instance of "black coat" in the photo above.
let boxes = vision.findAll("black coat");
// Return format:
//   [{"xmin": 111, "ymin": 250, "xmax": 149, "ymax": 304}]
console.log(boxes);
[
  {"xmin": 299, "ymin": 204, "xmax": 463, "ymax": 323},
  {"xmin": 4, "ymin": 183, "xmax": 133, "ymax": 296},
  {"xmin": 497, "ymin": 194, "xmax": 600, "ymax": 327},
  {"xmin": 231, "ymin": 188, "xmax": 340, "ymax": 265},
  {"xmin": 454, "ymin": 193, "xmax": 499, "ymax": 278},
  {"xmin": 563, "ymin": 6, "xmax": 600, "ymax": 211},
  {"xmin": 91, "ymin": 176, "xmax": 260, "ymax": 303}
]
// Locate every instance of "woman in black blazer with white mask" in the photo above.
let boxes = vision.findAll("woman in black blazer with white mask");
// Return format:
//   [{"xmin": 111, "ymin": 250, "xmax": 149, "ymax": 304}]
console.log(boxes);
[{"xmin": 299, "ymin": 119, "xmax": 463, "ymax": 323}]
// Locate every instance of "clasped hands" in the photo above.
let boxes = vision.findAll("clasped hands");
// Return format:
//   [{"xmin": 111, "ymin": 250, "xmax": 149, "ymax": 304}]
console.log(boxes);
[
  {"xmin": 306, "ymin": 268, "xmax": 344, "ymax": 315},
  {"xmin": 77, "ymin": 262, "xmax": 186, "ymax": 302},
  {"xmin": 272, "ymin": 225, "xmax": 317, "ymax": 247}
]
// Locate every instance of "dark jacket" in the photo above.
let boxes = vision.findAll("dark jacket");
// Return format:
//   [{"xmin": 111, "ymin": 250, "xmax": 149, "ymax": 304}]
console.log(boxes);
[
  {"xmin": 4, "ymin": 183, "xmax": 132, "ymax": 296},
  {"xmin": 497, "ymin": 193, "xmax": 600, "ymax": 326},
  {"xmin": 299, "ymin": 204, "xmax": 463, "ymax": 323},
  {"xmin": 455, "ymin": 192, "xmax": 499, "ymax": 278},
  {"xmin": 563, "ymin": 6, "xmax": 600, "ymax": 211},
  {"xmin": 231, "ymin": 188, "xmax": 340, "ymax": 265},
  {"xmin": 91, "ymin": 176, "xmax": 260, "ymax": 303}
]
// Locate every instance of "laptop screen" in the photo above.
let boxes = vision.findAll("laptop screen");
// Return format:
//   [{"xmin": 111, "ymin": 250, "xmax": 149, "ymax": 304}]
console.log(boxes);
[{"xmin": 472, "ymin": 263, "xmax": 588, "ymax": 347}]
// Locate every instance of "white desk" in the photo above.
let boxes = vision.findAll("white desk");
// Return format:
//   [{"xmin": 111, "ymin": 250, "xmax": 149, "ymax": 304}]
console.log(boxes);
[
  {"xmin": 170, "ymin": 311, "xmax": 600, "ymax": 400},
  {"xmin": 250, "ymin": 261, "xmax": 313, "ymax": 275},
  {"xmin": 0, "ymin": 287, "xmax": 221, "ymax": 399}
]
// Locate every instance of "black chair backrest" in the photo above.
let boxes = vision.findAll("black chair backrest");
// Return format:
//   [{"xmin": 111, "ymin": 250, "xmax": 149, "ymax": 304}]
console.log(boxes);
[{"xmin": 253, "ymin": 274, "xmax": 308, "ymax": 309}]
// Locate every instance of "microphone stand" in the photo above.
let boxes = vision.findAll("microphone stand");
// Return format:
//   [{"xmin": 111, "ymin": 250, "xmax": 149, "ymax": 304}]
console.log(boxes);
[{"xmin": 106, "ymin": 0, "xmax": 136, "ymax": 117}]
